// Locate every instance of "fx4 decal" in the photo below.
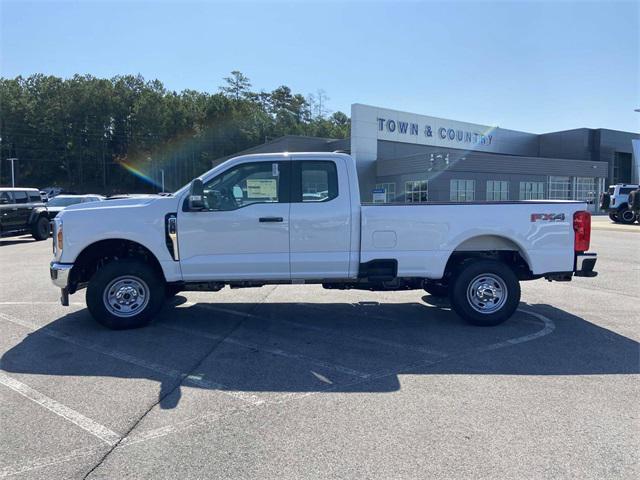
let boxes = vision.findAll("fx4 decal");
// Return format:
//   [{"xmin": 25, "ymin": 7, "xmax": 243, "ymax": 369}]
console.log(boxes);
[{"xmin": 531, "ymin": 213, "xmax": 566, "ymax": 222}]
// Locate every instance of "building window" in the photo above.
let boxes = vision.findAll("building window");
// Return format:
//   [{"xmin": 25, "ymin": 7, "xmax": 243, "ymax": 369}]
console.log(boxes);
[
  {"xmin": 613, "ymin": 152, "xmax": 632, "ymax": 184},
  {"xmin": 375, "ymin": 183, "xmax": 396, "ymax": 203},
  {"xmin": 486, "ymin": 180, "xmax": 509, "ymax": 201},
  {"xmin": 405, "ymin": 181, "xmax": 428, "ymax": 203},
  {"xmin": 519, "ymin": 181, "xmax": 545, "ymax": 200},
  {"xmin": 450, "ymin": 179, "xmax": 475, "ymax": 202},
  {"xmin": 574, "ymin": 177, "xmax": 597, "ymax": 203},
  {"xmin": 548, "ymin": 176, "xmax": 571, "ymax": 200}
]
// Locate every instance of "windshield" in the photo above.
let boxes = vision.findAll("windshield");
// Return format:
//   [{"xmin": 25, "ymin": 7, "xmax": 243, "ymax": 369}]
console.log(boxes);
[{"xmin": 48, "ymin": 197, "xmax": 83, "ymax": 207}]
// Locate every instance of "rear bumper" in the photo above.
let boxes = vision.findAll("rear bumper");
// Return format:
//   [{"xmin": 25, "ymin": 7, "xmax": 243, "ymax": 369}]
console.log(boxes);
[{"xmin": 574, "ymin": 253, "xmax": 597, "ymax": 277}]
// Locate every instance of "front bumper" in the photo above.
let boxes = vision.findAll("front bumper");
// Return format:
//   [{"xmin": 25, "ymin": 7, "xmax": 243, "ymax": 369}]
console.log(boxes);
[
  {"xmin": 50, "ymin": 262, "xmax": 72, "ymax": 288},
  {"xmin": 574, "ymin": 253, "xmax": 597, "ymax": 277},
  {"xmin": 50, "ymin": 262, "xmax": 73, "ymax": 306}
]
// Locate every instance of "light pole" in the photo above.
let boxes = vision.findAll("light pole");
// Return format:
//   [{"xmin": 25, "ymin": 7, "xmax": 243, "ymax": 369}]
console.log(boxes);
[
  {"xmin": 161, "ymin": 169, "xmax": 165, "ymax": 193},
  {"xmin": 6, "ymin": 158, "xmax": 18, "ymax": 187}
]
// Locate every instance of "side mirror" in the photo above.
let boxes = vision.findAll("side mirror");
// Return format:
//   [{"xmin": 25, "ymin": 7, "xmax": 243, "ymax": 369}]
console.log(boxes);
[{"xmin": 188, "ymin": 179, "xmax": 205, "ymax": 210}]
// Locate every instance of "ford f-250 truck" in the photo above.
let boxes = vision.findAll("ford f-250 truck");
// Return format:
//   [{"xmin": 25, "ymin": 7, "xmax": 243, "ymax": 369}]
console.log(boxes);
[{"xmin": 50, "ymin": 152, "xmax": 597, "ymax": 330}]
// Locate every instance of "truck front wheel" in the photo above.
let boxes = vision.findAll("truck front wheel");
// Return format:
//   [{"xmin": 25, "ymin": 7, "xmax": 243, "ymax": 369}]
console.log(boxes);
[
  {"xmin": 449, "ymin": 260, "xmax": 520, "ymax": 327},
  {"xmin": 608, "ymin": 212, "xmax": 619, "ymax": 223},
  {"xmin": 86, "ymin": 259, "xmax": 166, "ymax": 330}
]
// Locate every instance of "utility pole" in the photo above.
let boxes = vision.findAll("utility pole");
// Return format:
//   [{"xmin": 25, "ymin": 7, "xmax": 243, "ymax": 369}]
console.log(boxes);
[
  {"xmin": 161, "ymin": 169, "xmax": 165, "ymax": 193},
  {"xmin": 6, "ymin": 158, "xmax": 18, "ymax": 187}
]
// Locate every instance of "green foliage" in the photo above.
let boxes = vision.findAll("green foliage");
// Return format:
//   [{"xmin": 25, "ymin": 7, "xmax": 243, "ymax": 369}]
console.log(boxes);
[{"xmin": 0, "ymin": 72, "xmax": 350, "ymax": 193}]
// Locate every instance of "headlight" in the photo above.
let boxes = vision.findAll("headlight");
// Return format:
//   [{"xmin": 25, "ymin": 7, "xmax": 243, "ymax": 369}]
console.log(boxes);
[{"xmin": 55, "ymin": 221, "xmax": 63, "ymax": 254}]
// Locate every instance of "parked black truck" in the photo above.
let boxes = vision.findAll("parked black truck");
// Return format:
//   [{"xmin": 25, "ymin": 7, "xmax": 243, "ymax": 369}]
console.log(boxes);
[{"xmin": 0, "ymin": 188, "xmax": 50, "ymax": 240}]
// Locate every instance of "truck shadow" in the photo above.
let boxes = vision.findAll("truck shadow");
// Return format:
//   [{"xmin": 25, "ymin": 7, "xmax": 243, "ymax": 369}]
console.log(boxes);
[{"xmin": 1, "ymin": 300, "xmax": 638, "ymax": 409}]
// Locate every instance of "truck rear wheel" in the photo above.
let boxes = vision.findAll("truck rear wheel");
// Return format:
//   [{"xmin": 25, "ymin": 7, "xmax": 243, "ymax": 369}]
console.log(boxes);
[
  {"xmin": 449, "ymin": 260, "xmax": 520, "ymax": 326},
  {"xmin": 86, "ymin": 259, "xmax": 166, "ymax": 330},
  {"xmin": 608, "ymin": 212, "xmax": 619, "ymax": 222},
  {"xmin": 31, "ymin": 216, "xmax": 50, "ymax": 241}
]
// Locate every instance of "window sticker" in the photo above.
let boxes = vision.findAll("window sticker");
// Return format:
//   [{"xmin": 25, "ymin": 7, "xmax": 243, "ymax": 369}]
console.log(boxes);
[{"xmin": 246, "ymin": 179, "xmax": 277, "ymax": 199}]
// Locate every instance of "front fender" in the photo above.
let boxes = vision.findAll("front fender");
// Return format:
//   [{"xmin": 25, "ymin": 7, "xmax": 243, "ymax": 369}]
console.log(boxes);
[
  {"xmin": 58, "ymin": 203, "xmax": 183, "ymax": 282},
  {"xmin": 28, "ymin": 206, "xmax": 48, "ymax": 224}
]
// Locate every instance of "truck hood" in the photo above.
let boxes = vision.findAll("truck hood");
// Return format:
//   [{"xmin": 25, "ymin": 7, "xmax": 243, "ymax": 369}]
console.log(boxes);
[
  {"xmin": 55, "ymin": 195, "xmax": 181, "ymax": 225},
  {"xmin": 63, "ymin": 196, "xmax": 165, "ymax": 211}
]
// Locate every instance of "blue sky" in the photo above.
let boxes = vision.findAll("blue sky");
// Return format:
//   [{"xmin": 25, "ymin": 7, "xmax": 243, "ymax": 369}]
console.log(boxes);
[{"xmin": 1, "ymin": 0, "xmax": 638, "ymax": 133}]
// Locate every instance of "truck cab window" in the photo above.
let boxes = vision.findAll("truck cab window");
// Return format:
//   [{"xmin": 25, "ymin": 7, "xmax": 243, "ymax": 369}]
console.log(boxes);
[
  {"xmin": 13, "ymin": 191, "xmax": 28, "ymax": 204},
  {"xmin": 203, "ymin": 162, "xmax": 283, "ymax": 211},
  {"xmin": 300, "ymin": 161, "xmax": 338, "ymax": 202},
  {"xmin": 0, "ymin": 192, "xmax": 12, "ymax": 204}
]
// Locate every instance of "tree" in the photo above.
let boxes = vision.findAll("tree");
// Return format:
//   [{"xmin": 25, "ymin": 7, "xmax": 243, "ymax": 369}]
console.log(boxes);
[
  {"xmin": 0, "ymin": 72, "xmax": 349, "ymax": 192},
  {"xmin": 219, "ymin": 71, "xmax": 252, "ymax": 101}
]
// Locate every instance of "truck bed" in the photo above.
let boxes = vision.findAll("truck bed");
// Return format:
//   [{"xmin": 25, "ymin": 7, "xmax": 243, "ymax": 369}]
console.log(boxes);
[{"xmin": 360, "ymin": 200, "xmax": 587, "ymax": 278}]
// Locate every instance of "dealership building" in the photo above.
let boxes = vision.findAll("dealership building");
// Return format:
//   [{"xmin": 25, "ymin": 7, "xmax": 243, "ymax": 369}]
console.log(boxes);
[{"xmin": 222, "ymin": 103, "xmax": 639, "ymax": 210}]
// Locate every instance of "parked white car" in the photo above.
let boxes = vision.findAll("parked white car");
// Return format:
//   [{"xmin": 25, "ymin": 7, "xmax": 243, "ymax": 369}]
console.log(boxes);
[
  {"xmin": 50, "ymin": 153, "xmax": 597, "ymax": 330},
  {"xmin": 44, "ymin": 194, "xmax": 105, "ymax": 220}
]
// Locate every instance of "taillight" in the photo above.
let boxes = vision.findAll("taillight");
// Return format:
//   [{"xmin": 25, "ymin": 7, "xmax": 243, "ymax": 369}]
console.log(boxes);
[{"xmin": 573, "ymin": 211, "xmax": 591, "ymax": 252}]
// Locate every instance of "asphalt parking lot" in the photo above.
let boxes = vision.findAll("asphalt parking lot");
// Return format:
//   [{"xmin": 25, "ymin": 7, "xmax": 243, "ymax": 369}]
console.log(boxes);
[{"xmin": 0, "ymin": 223, "xmax": 638, "ymax": 479}]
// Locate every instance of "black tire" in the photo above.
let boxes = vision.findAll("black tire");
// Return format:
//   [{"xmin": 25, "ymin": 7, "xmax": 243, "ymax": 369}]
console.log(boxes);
[
  {"xmin": 608, "ymin": 212, "xmax": 619, "ymax": 222},
  {"xmin": 449, "ymin": 260, "xmax": 520, "ymax": 327},
  {"xmin": 423, "ymin": 281, "xmax": 449, "ymax": 297},
  {"xmin": 31, "ymin": 216, "xmax": 50, "ymax": 241},
  {"xmin": 618, "ymin": 208, "xmax": 636, "ymax": 224},
  {"xmin": 86, "ymin": 259, "xmax": 166, "ymax": 330}
]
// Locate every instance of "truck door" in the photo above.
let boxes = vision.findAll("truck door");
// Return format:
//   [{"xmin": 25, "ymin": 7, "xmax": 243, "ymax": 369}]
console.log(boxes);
[
  {"xmin": 178, "ymin": 159, "xmax": 291, "ymax": 281},
  {"xmin": 13, "ymin": 191, "xmax": 32, "ymax": 227},
  {"xmin": 0, "ymin": 191, "xmax": 20, "ymax": 232},
  {"xmin": 289, "ymin": 158, "xmax": 352, "ymax": 279}
]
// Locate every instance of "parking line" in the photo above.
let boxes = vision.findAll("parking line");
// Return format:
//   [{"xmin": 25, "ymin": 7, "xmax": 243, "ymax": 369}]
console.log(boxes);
[
  {"xmin": 0, "ymin": 371, "xmax": 120, "ymax": 446},
  {"xmin": 183, "ymin": 302, "xmax": 449, "ymax": 358},
  {"xmin": 0, "ymin": 301, "xmax": 84, "ymax": 306},
  {"xmin": 0, "ymin": 307, "xmax": 557, "ymax": 478},
  {"xmin": 161, "ymin": 323, "xmax": 372, "ymax": 379},
  {"xmin": 0, "ymin": 312, "xmax": 265, "ymax": 406},
  {"xmin": 0, "ymin": 447, "xmax": 103, "ymax": 479},
  {"xmin": 122, "ymin": 307, "xmax": 558, "ymax": 446}
]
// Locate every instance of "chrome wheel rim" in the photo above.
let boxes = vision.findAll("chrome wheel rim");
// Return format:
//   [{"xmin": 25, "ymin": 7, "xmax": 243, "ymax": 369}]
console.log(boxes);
[
  {"xmin": 466, "ymin": 273, "xmax": 508, "ymax": 314},
  {"xmin": 103, "ymin": 276, "xmax": 150, "ymax": 318}
]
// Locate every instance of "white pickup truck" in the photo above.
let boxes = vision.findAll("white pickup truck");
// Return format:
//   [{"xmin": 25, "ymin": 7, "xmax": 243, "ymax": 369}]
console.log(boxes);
[{"xmin": 50, "ymin": 152, "xmax": 597, "ymax": 330}]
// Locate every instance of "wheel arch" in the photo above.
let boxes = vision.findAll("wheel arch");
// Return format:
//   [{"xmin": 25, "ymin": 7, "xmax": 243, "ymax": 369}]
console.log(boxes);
[
  {"xmin": 70, "ymin": 238, "xmax": 166, "ymax": 292},
  {"xmin": 28, "ymin": 207, "xmax": 49, "ymax": 224},
  {"xmin": 443, "ymin": 234, "xmax": 534, "ymax": 281}
]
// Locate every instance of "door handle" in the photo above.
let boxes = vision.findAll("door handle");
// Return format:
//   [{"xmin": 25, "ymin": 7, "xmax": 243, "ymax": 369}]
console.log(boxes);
[{"xmin": 259, "ymin": 217, "xmax": 283, "ymax": 223}]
